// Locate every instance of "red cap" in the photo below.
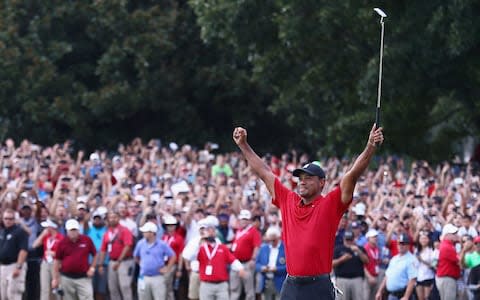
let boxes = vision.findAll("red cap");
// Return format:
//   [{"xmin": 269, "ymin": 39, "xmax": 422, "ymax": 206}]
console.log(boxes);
[{"xmin": 474, "ymin": 236, "xmax": 480, "ymax": 244}]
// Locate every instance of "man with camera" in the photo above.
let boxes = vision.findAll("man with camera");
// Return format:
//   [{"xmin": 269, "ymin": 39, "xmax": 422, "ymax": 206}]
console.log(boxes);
[{"xmin": 52, "ymin": 219, "xmax": 97, "ymax": 300}]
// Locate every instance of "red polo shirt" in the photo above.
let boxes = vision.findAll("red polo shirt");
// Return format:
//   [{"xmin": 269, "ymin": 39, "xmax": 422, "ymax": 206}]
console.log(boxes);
[
  {"xmin": 55, "ymin": 235, "xmax": 96, "ymax": 275},
  {"xmin": 42, "ymin": 232, "xmax": 64, "ymax": 261},
  {"xmin": 100, "ymin": 224, "xmax": 134, "ymax": 260},
  {"xmin": 231, "ymin": 225, "xmax": 262, "ymax": 262},
  {"xmin": 436, "ymin": 239, "xmax": 461, "ymax": 279},
  {"xmin": 273, "ymin": 178, "xmax": 350, "ymax": 276},
  {"xmin": 162, "ymin": 233, "xmax": 185, "ymax": 258},
  {"xmin": 197, "ymin": 243, "xmax": 236, "ymax": 282}
]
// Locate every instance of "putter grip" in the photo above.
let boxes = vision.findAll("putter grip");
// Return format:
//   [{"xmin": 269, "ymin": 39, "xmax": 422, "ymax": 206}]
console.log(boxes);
[{"xmin": 375, "ymin": 107, "xmax": 380, "ymax": 129}]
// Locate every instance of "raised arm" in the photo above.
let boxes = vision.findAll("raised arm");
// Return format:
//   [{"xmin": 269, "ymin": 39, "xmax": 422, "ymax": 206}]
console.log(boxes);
[
  {"xmin": 233, "ymin": 127, "xmax": 275, "ymax": 197},
  {"xmin": 340, "ymin": 124, "xmax": 383, "ymax": 204}
]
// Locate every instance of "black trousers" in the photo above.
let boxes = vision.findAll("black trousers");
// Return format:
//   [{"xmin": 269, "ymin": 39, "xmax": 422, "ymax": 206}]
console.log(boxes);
[
  {"xmin": 24, "ymin": 259, "xmax": 40, "ymax": 300},
  {"xmin": 279, "ymin": 275, "xmax": 335, "ymax": 300}
]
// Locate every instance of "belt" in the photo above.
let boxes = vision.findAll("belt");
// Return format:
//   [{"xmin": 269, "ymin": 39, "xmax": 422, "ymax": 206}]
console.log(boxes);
[
  {"xmin": 388, "ymin": 289, "xmax": 405, "ymax": 298},
  {"xmin": 287, "ymin": 274, "xmax": 330, "ymax": 284},
  {"xmin": 203, "ymin": 281, "xmax": 227, "ymax": 284}
]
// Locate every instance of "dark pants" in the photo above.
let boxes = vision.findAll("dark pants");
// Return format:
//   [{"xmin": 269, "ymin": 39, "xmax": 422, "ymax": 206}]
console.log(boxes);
[
  {"xmin": 24, "ymin": 259, "xmax": 41, "ymax": 300},
  {"xmin": 279, "ymin": 275, "xmax": 334, "ymax": 300}
]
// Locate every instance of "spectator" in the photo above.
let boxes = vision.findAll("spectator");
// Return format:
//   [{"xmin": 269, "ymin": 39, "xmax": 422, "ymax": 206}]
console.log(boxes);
[
  {"xmin": 162, "ymin": 215, "xmax": 185, "ymax": 300},
  {"xmin": 32, "ymin": 218, "xmax": 64, "ymax": 300},
  {"xmin": 98, "ymin": 211, "xmax": 135, "ymax": 300},
  {"xmin": 436, "ymin": 224, "xmax": 461, "ymax": 300},
  {"xmin": 375, "ymin": 233, "xmax": 418, "ymax": 300},
  {"xmin": 333, "ymin": 230, "xmax": 369, "ymax": 300},
  {"xmin": 364, "ymin": 229, "xmax": 382, "ymax": 300},
  {"xmin": 88, "ymin": 208, "xmax": 108, "ymax": 300},
  {"xmin": 134, "ymin": 222, "xmax": 176, "ymax": 300},
  {"xmin": 415, "ymin": 231, "xmax": 437, "ymax": 300},
  {"xmin": 0, "ymin": 208, "xmax": 29, "ymax": 300},
  {"xmin": 255, "ymin": 226, "xmax": 286, "ymax": 300},
  {"xmin": 230, "ymin": 209, "xmax": 262, "ymax": 300},
  {"xmin": 52, "ymin": 219, "xmax": 97, "ymax": 300}
]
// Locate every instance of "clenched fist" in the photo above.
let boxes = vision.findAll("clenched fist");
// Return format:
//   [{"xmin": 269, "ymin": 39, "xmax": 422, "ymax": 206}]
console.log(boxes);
[{"xmin": 233, "ymin": 127, "xmax": 247, "ymax": 146}]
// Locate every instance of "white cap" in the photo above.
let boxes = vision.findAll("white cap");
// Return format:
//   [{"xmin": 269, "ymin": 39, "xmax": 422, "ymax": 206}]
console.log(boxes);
[
  {"xmin": 90, "ymin": 153, "xmax": 100, "ymax": 161},
  {"xmin": 65, "ymin": 219, "xmax": 80, "ymax": 231},
  {"xmin": 139, "ymin": 222, "xmax": 158, "ymax": 233},
  {"xmin": 353, "ymin": 203, "xmax": 366, "ymax": 216},
  {"xmin": 77, "ymin": 203, "xmax": 87, "ymax": 210},
  {"xmin": 113, "ymin": 155, "xmax": 121, "ymax": 162},
  {"xmin": 265, "ymin": 226, "xmax": 281, "ymax": 238},
  {"xmin": 442, "ymin": 224, "xmax": 458, "ymax": 236},
  {"xmin": 366, "ymin": 229, "xmax": 379, "ymax": 238},
  {"xmin": 238, "ymin": 209, "xmax": 252, "ymax": 220},
  {"xmin": 169, "ymin": 142, "xmax": 179, "ymax": 152},
  {"xmin": 40, "ymin": 219, "xmax": 58, "ymax": 229},
  {"xmin": 198, "ymin": 216, "xmax": 219, "ymax": 229},
  {"xmin": 134, "ymin": 195, "xmax": 146, "ymax": 202},
  {"xmin": 163, "ymin": 215, "xmax": 178, "ymax": 225},
  {"xmin": 150, "ymin": 193, "xmax": 160, "ymax": 202},
  {"xmin": 77, "ymin": 195, "xmax": 88, "ymax": 203}
]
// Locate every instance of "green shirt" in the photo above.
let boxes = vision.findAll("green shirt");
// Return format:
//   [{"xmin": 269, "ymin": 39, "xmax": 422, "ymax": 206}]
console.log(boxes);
[
  {"xmin": 465, "ymin": 251, "xmax": 480, "ymax": 269},
  {"xmin": 211, "ymin": 164, "xmax": 233, "ymax": 177}
]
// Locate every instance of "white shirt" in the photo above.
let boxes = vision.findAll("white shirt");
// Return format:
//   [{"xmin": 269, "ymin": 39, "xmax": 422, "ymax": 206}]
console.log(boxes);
[
  {"xmin": 416, "ymin": 247, "xmax": 437, "ymax": 282},
  {"xmin": 268, "ymin": 242, "xmax": 281, "ymax": 269},
  {"xmin": 458, "ymin": 226, "xmax": 478, "ymax": 238}
]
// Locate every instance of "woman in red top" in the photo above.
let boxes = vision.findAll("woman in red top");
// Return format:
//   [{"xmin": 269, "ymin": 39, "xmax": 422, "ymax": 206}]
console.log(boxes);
[{"xmin": 32, "ymin": 219, "xmax": 64, "ymax": 300}]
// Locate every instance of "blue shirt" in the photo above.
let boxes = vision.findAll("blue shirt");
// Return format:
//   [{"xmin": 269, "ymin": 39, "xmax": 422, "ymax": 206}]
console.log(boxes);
[
  {"xmin": 134, "ymin": 238, "xmax": 174, "ymax": 276},
  {"xmin": 385, "ymin": 251, "xmax": 418, "ymax": 292},
  {"xmin": 87, "ymin": 225, "xmax": 107, "ymax": 264}
]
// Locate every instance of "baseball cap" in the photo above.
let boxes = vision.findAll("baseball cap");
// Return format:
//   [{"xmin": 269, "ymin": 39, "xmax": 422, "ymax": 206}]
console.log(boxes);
[
  {"xmin": 139, "ymin": 222, "xmax": 158, "ymax": 233},
  {"xmin": 40, "ymin": 219, "xmax": 58, "ymax": 229},
  {"xmin": 198, "ymin": 216, "xmax": 219, "ymax": 229},
  {"xmin": 351, "ymin": 221, "xmax": 360, "ymax": 229},
  {"xmin": 344, "ymin": 231, "xmax": 354, "ymax": 240},
  {"xmin": 366, "ymin": 229, "xmax": 379, "ymax": 238},
  {"xmin": 238, "ymin": 209, "xmax": 252, "ymax": 220},
  {"xmin": 442, "ymin": 224, "xmax": 458, "ymax": 236},
  {"xmin": 398, "ymin": 233, "xmax": 411, "ymax": 244},
  {"xmin": 163, "ymin": 215, "xmax": 178, "ymax": 225},
  {"xmin": 474, "ymin": 236, "xmax": 480, "ymax": 244},
  {"xmin": 90, "ymin": 153, "xmax": 100, "ymax": 161},
  {"xmin": 292, "ymin": 162, "xmax": 326, "ymax": 179},
  {"xmin": 65, "ymin": 219, "xmax": 80, "ymax": 231}
]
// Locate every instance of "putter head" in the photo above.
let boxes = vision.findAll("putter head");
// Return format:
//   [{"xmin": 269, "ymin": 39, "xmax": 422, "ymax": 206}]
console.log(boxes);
[{"xmin": 374, "ymin": 8, "xmax": 387, "ymax": 18}]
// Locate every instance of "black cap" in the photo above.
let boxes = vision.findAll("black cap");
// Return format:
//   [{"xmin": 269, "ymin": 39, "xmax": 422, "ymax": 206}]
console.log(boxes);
[
  {"xmin": 398, "ymin": 233, "xmax": 411, "ymax": 244},
  {"xmin": 344, "ymin": 231, "xmax": 354, "ymax": 240},
  {"xmin": 292, "ymin": 162, "xmax": 326, "ymax": 179}
]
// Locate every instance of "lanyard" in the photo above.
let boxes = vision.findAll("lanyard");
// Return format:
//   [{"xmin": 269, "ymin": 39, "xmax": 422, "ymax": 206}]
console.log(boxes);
[
  {"xmin": 108, "ymin": 229, "xmax": 118, "ymax": 242},
  {"xmin": 163, "ymin": 235, "xmax": 175, "ymax": 246},
  {"xmin": 203, "ymin": 243, "xmax": 219, "ymax": 262},
  {"xmin": 46, "ymin": 236, "xmax": 57, "ymax": 250},
  {"xmin": 235, "ymin": 225, "xmax": 251, "ymax": 241},
  {"xmin": 367, "ymin": 246, "xmax": 379, "ymax": 260}
]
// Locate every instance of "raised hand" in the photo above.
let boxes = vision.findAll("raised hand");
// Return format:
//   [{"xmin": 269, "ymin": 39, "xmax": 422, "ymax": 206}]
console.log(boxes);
[
  {"xmin": 368, "ymin": 123, "xmax": 384, "ymax": 147},
  {"xmin": 233, "ymin": 127, "xmax": 247, "ymax": 146}
]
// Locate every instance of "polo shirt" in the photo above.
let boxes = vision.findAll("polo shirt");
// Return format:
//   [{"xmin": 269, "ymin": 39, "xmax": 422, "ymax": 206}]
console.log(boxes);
[
  {"xmin": 436, "ymin": 239, "xmax": 461, "ymax": 279},
  {"xmin": 231, "ymin": 225, "xmax": 262, "ymax": 262},
  {"xmin": 198, "ymin": 242, "xmax": 236, "ymax": 282},
  {"xmin": 273, "ymin": 178, "xmax": 349, "ymax": 276},
  {"xmin": 0, "ymin": 225, "xmax": 28, "ymax": 264},
  {"xmin": 385, "ymin": 252, "xmax": 418, "ymax": 292},
  {"xmin": 134, "ymin": 238, "xmax": 174, "ymax": 276},
  {"xmin": 465, "ymin": 251, "xmax": 480, "ymax": 269},
  {"xmin": 88, "ymin": 225, "xmax": 108, "ymax": 264},
  {"xmin": 41, "ymin": 232, "xmax": 63, "ymax": 262},
  {"xmin": 100, "ymin": 224, "xmax": 133, "ymax": 260},
  {"xmin": 333, "ymin": 244, "xmax": 366, "ymax": 278},
  {"xmin": 55, "ymin": 235, "xmax": 96, "ymax": 276},
  {"xmin": 162, "ymin": 233, "xmax": 185, "ymax": 258}
]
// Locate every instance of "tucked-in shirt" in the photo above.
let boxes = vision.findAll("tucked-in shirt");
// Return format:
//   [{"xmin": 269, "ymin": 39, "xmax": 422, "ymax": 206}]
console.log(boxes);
[
  {"xmin": 273, "ymin": 178, "xmax": 349, "ymax": 276},
  {"xmin": 134, "ymin": 238, "xmax": 175, "ymax": 276},
  {"xmin": 55, "ymin": 235, "xmax": 96, "ymax": 276},
  {"xmin": 231, "ymin": 225, "xmax": 262, "ymax": 262},
  {"xmin": 333, "ymin": 244, "xmax": 366, "ymax": 278},
  {"xmin": 385, "ymin": 252, "xmax": 418, "ymax": 292},
  {"xmin": 100, "ymin": 225, "xmax": 133, "ymax": 260},
  {"xmin": 0, "ymin": 225, "xmax": 29, "ymax": 264},
  {"xmin": 436, "ymin": 239, "xmax": 461, "ymax": 279},
  {"xmin": 197, "ymin": 242, "xmax": 237, "ymax": 282}
]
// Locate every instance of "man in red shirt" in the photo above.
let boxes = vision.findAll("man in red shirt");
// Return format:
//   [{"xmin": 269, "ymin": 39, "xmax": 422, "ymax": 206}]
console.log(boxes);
[
  {"xmin": 52, "ymin": 219, "xmax": 97, "ymax": 299},
  {"xmin": 195, "ymin": 217, "xmax": 246, "ymax": 300},
  {"xmin": 230, "ymin": 209, "xmax": 262, "ymax": 300},
  {"xmin": 233, "ymin": 124, "xmax": 383, "ymax": 300},
  {"xmin": 162, "ymin": 214, "xmax": 185, "ymax": 300},
  {"xmin": 98, "ymin": 211, "xmax": 135, "ymax": 300},
  {"xmin": 363, "ymin": 229, "xmax": 381, "ymax": 300},
  {"xmin": 436, "ymin": 224, "xmax": 461, "ymax": 300}
]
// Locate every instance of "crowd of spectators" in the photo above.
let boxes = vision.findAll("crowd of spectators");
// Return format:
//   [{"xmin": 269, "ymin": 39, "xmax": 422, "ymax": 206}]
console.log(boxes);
[{"xmin": 1, "ymin": 136, "xmax": 480, "ymax": 300}]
